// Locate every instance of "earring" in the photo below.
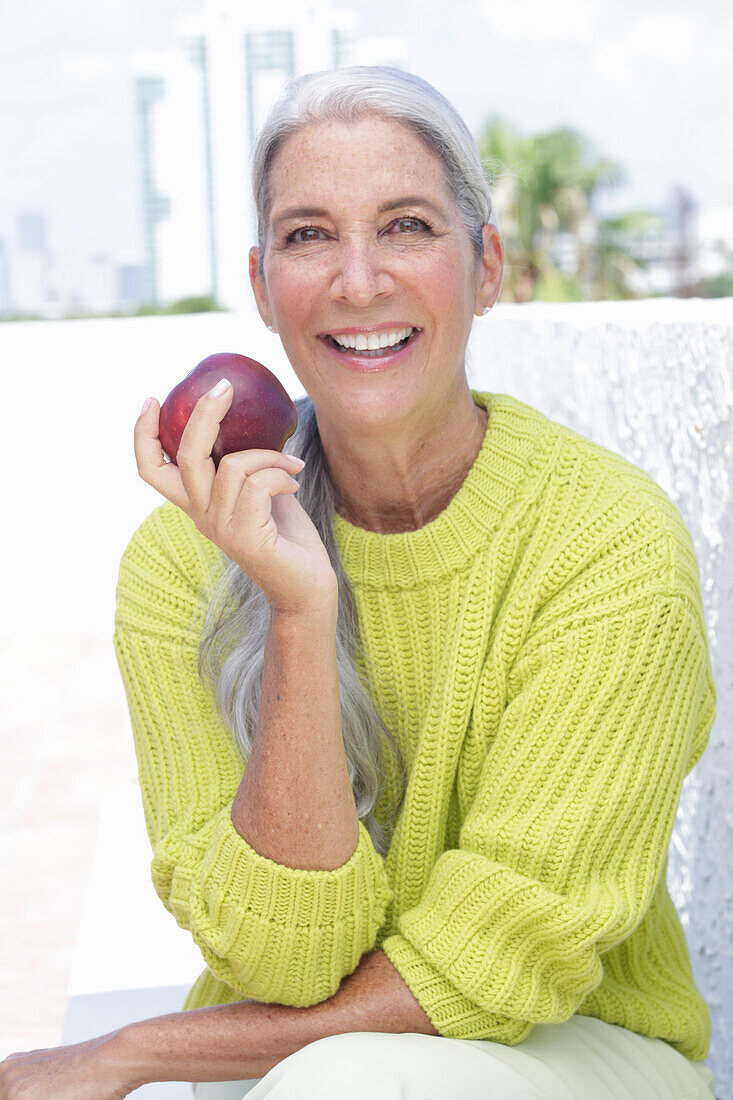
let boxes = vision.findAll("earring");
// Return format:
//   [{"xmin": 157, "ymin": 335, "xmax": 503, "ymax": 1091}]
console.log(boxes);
[
  {"xmin": 482, "ymin": 306, "xmax": 491, "ymax": 315},
  {"xmin": 266, "ymin": 323, "xmax": 276, "ymax": 332}
]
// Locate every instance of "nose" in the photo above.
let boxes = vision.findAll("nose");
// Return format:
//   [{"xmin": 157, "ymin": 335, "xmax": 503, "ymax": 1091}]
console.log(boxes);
[{"xmin": 329, "ymin": 236, "xmax": 394, "ymax": 307}]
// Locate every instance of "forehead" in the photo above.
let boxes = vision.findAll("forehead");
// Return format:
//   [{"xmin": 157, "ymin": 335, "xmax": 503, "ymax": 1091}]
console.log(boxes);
[{"xmin": 267, "ymin": 116, "xmax": 454, "ymax": 219}]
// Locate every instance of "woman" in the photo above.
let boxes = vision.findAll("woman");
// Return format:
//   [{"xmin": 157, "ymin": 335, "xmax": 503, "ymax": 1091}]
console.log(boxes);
[{"xmin": 0, "ymin": 66, "xmax": 717, "ymax": 1099}]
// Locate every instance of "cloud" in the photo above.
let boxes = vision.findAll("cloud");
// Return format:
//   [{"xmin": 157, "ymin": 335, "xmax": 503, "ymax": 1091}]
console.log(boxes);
[
  {"xmin": 596, "ymin": 7, "xmax": 733, "ymax": 71},
  {"xmin": 0, "ymin": 0, "xmax": 185, "ymax": 56},
  {"xmin": 470, "ymin": 0, "xmax": 616, "ymax": 49}
]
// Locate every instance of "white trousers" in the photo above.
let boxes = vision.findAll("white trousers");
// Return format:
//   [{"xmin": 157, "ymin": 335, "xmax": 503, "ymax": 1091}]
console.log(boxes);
[{"xmin": 191, "ymin": 1015, "xmax": 716, "ymax": 1099}]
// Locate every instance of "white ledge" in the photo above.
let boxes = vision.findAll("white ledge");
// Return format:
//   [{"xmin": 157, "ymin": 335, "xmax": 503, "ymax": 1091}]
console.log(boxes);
[{"xmin": 486, "ymin": 297, "xmax": 733, "ymax": 326}]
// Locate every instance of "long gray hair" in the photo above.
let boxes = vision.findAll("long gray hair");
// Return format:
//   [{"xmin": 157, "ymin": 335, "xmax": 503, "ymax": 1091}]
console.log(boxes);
[{"xmin": 197, "ymin": 66, "xmax": 497, "ymax": 856}]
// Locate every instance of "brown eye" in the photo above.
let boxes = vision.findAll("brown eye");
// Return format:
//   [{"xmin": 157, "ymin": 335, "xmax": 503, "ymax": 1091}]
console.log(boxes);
[
  {"xmin": 288, "ymin": 226, "xmax": 323, "ymax": 243},
  {"xmin": 396, "ymin": 218, "xmax": 422, "ymax": 233}
]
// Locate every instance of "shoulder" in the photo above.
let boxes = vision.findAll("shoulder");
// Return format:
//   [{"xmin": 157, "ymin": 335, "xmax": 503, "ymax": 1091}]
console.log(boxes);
[
  {"xmin": 498, "ymin": 396, "xmax": 704, "ymax": 620},
  {"xmin": 115, "ymin": 502, "xmax": 225, "ymax": 639},
  {"xmin": 552, "ymin": 413, "xmax": 697, "ymax": 580},
  {"xmin": 500, "ymin": 392, "xmax": 676, "ymax": 509},
  {"xmin": 483, "ymin": 390, "xmax": 679, "ymax": 512}
]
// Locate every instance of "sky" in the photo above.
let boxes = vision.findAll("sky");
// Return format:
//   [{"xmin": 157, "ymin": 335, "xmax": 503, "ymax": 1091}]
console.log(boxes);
[{"xmin": 1, "ymin": 0, "xmax": 731, "ymax": 295}]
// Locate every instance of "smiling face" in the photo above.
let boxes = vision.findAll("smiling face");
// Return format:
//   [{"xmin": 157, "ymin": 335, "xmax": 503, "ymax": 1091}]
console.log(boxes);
[{"xmin": 249, "ymin": 115, "xmax": 502, "ymax": 441}]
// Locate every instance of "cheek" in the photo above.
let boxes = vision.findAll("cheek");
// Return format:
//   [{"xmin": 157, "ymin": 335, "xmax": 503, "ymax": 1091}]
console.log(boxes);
[
  {"xmin": 398, "ymin": 247, "xmax": 470, "ymax": 297},
  {"xmin": 268, "ymin": 266, "xmax": 318, "ymax": 325}
]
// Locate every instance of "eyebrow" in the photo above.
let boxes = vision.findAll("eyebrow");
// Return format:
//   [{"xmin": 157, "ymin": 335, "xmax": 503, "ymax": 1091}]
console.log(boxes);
[{"xmin": 271, "ymin": 196, "xmax": 446, "ymax": 230}]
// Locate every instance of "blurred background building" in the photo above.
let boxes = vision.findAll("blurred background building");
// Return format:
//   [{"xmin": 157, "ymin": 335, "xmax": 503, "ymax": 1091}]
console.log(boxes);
[
  {"xmin": 0, "ymin": 0, "xmax": 731, "ymax": 319},
  {"xmin": 0, "ymin": 0, "xmax": 407, "ymax": 319},
  {"xmin": 8, "ymin": 211, "xmax": 60, "ymax": 316},
  {"xmin": 131, "ymin": 0, "xmax": 406, "ymax": 311}
]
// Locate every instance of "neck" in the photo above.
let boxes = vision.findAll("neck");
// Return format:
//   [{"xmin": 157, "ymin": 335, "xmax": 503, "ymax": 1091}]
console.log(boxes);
[{"xmin": 322, "ymin": 391, "xmax": 489, "ymax": 535}]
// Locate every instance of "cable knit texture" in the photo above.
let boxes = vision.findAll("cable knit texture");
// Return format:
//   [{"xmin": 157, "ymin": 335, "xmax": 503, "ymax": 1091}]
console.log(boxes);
[{"xmin": 113, "ymin": 390, "xmax": 715, "ymax": 1061}]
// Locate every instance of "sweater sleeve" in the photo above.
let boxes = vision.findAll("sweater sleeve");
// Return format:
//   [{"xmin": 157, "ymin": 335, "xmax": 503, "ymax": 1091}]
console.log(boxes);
[
  {"xmin": 380, "ymin": 593, "xmax": 716, "ymax": 1042},
  {"xmin": 113, "ymin": 504, "xmax": 392, "ymax": 1007}
]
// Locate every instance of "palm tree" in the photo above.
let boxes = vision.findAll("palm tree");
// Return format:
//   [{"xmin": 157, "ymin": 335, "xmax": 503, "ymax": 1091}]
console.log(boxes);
[
  {"xmin": 594, "ymin": 210, "xmax": 667, "ymax": 299},
  {"xmin": 476, "ymin": 117, "xmax": 648, "ymax": 301}
]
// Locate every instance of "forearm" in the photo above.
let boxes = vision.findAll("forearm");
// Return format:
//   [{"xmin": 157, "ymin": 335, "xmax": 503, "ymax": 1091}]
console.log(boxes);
[
  {"xmin": 117, "ymin": 950, "xmax": 439, "ymax": 1087},
  {"xmin": 231, "ymin": 602, "xmax": 360, "ymax": 870}
]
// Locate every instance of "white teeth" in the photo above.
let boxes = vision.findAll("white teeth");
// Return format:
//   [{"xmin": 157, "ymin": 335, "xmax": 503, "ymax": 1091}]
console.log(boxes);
[{"xmin": 332, "ymin": 326, "xmax": 413, "ymax": 350}]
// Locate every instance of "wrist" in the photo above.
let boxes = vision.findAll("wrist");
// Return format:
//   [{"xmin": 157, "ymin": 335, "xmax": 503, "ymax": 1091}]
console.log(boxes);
[
  {"xmin": 270, "ymin": 599, "xmax": 338, "ymax": 631},
  {"xmin": 96, "ymin": 1025, "xmax": 150, "ymax": 1091},
  {"xmin": 109, "ymin": 1001, "xmax": 310, "ymax": 1085}
]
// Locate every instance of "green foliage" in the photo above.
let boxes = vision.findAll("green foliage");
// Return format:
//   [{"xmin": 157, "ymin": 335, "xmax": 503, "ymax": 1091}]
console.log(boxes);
[
  {"xmin": 0, "ymin": 311, "xmax": 46, "ymax": 322},
  {"xmin": 697, "ymin": 273, "xmax": 733, "ymax": 298},
  {"xmin": 476, "ymin": 116, "xmax": 681, "ymax": 303},
  {"xmin": 532, "ymin": 266, "xmax": 585, "ymax": 302},
  {"xmin": 0, "ymin": 296, "xmax": 228, "ymax": 323},
  {"xmin": 136, "ymin": 295, "xmax": 225, "ymax": 316}
]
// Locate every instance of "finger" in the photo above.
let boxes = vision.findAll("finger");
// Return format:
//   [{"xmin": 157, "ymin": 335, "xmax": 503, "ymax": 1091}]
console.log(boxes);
[
  {"xmin": 213, "ymin": 447, "xmax": 305, "ymax": 483},
  {"xmin": 231, "ymin": 468, "xmax": 300, "ymax": 540},
  {"xmin": 134, "ymin": 397, "xmax": 192, "ymax": 514},
  {"xmin": 176, "ymin": 381, "xmax": 235, "ymax": 516},
  {"xmin": 208, "ymin": 453, "xmax": 300, "ymax": 534}
]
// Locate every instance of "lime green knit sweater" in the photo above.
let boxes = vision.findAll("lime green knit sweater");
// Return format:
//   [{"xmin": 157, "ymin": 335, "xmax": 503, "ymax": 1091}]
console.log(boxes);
[{"xmin": 113, "ymin": 390, "xmax": 715, "ymax": 1061}]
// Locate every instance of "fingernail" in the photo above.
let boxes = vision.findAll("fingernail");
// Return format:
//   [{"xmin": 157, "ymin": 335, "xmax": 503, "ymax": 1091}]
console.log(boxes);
[
  {"xmin": 140, "ymin": 396, "xmax": 153, "ymax": 416},
  {"xmin": 290, "ymin": 457, "xmax": 305, "ymax": 469},
  {"xmin": 208, "ymin": 378, "xmax": 232, "ymax": 398}
]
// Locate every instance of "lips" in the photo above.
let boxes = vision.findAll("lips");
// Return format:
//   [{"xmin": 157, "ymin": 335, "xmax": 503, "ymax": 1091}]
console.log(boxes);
[
  {"xmin": 319, "ymin": 326, "xmax": 422, "ymax": 371},
  {"xmin": 319, "ymin": 324, "xmax": 419, "ymax": 338},
  {"xmin": 324, "ymin": 330, "xmax": 413, "ymax": 354}
]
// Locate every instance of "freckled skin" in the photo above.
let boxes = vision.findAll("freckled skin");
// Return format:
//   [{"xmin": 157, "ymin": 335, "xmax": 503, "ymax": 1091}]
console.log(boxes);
[{"xmin": 248, "ymin": 116, "xmax": 504, "ymax": 533}]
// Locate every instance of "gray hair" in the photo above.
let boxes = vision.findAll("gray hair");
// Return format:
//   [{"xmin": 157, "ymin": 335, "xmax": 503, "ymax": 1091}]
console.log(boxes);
[
  {"xmin": 252, "ymin": 64, "xmax": 498, "ymax": 277},
  {"xmin": 197, "ymin": 66, "xmax": 497, "ymax": 856}
]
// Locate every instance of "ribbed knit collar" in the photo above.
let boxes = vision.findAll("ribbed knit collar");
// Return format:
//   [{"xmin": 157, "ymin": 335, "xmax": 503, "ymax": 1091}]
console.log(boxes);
[{"xmin": 331, "ymin": 390, "xmax": 552, "ymax": 589}]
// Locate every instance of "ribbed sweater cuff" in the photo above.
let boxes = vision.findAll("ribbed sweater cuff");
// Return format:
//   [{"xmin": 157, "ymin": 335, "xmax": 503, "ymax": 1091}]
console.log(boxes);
[
  {"xmin": 381, "ymin": 933, "xmax": 529, "ymax": 1043},
  {"xmin": 195, "ymin": 802, "xmax": 391, "ymax": 926},
  {"xmin": 164, "ymin": 803, "xmax": 392, "ymax": 1005}
]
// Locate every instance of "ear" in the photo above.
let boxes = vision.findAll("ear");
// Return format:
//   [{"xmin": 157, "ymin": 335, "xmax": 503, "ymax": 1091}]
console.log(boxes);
[
  {"xmin": 474, "ymin": 224, "xmax": 504, "ymax": 316},
  {"xmin": 249, "ymin": 246, "xmax": 274, "ymax": 329}
]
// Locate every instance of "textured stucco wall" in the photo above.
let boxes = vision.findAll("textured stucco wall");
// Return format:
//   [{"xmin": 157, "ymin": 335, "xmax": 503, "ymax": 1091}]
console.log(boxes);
[{"xmin": 467, "ymin": 298, "xmax": 733, "ymax": 1093}]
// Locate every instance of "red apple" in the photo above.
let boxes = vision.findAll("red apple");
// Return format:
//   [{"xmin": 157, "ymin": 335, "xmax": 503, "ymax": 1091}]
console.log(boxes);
[{"xmin": 159, "ymin": 352, "xmax": 298, "ymax": 470}]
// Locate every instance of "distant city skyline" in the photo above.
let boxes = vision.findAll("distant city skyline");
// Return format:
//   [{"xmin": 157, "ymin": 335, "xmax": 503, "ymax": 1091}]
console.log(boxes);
[
  {"xmin": 132, "ymin": 1, "xmax": 409, "ymax": 312},
  {"xmin": 1, "ymin": 0, "xmax": 731, "ymax": 311}
]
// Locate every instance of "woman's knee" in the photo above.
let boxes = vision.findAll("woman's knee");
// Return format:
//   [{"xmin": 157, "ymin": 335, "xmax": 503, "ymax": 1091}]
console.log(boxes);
[{"xmin": 251, "ymin": 1031, "xmax": 419, "ymax": 1100}]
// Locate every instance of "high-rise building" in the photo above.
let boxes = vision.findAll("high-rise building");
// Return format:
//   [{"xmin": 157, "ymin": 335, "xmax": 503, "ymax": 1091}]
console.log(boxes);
[
  {"xmin": 11, "ymin": 210, "xmax": 61, "ymax": 316},
  {"xmin": 695, "ymin": 202, "xmax": 733, "ymax": 284},
  {"xmin": 0, "ymin": 238, "xmax": 11, "ymax": 317},
  {"xmin": 132, "ymin": 0, "xmax": 407, "ymax": 311},
  {"xmin": 133, "ymin": 73, "xmax": 170, "ymax": 305},
  {"xmin": 17, "ymin": 211, "xmax": 48, "ymax": 253},
  {"xmin": 116, "ymin": 263, "xmax": 147, "ymax": 311},
  {"xmin": 87, "ymin": 253, "xmax": 117, "ymax": 315}
]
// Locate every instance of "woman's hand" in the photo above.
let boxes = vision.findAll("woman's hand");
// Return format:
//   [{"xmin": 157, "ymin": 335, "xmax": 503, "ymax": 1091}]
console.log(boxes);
[
  {"xmin": 134, "ymin": 381, "xmax": 338, "ymax": 616},
  {"xmin": 0, "ymin": 1033, "xmax": 136, "ymax": 1099}
]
